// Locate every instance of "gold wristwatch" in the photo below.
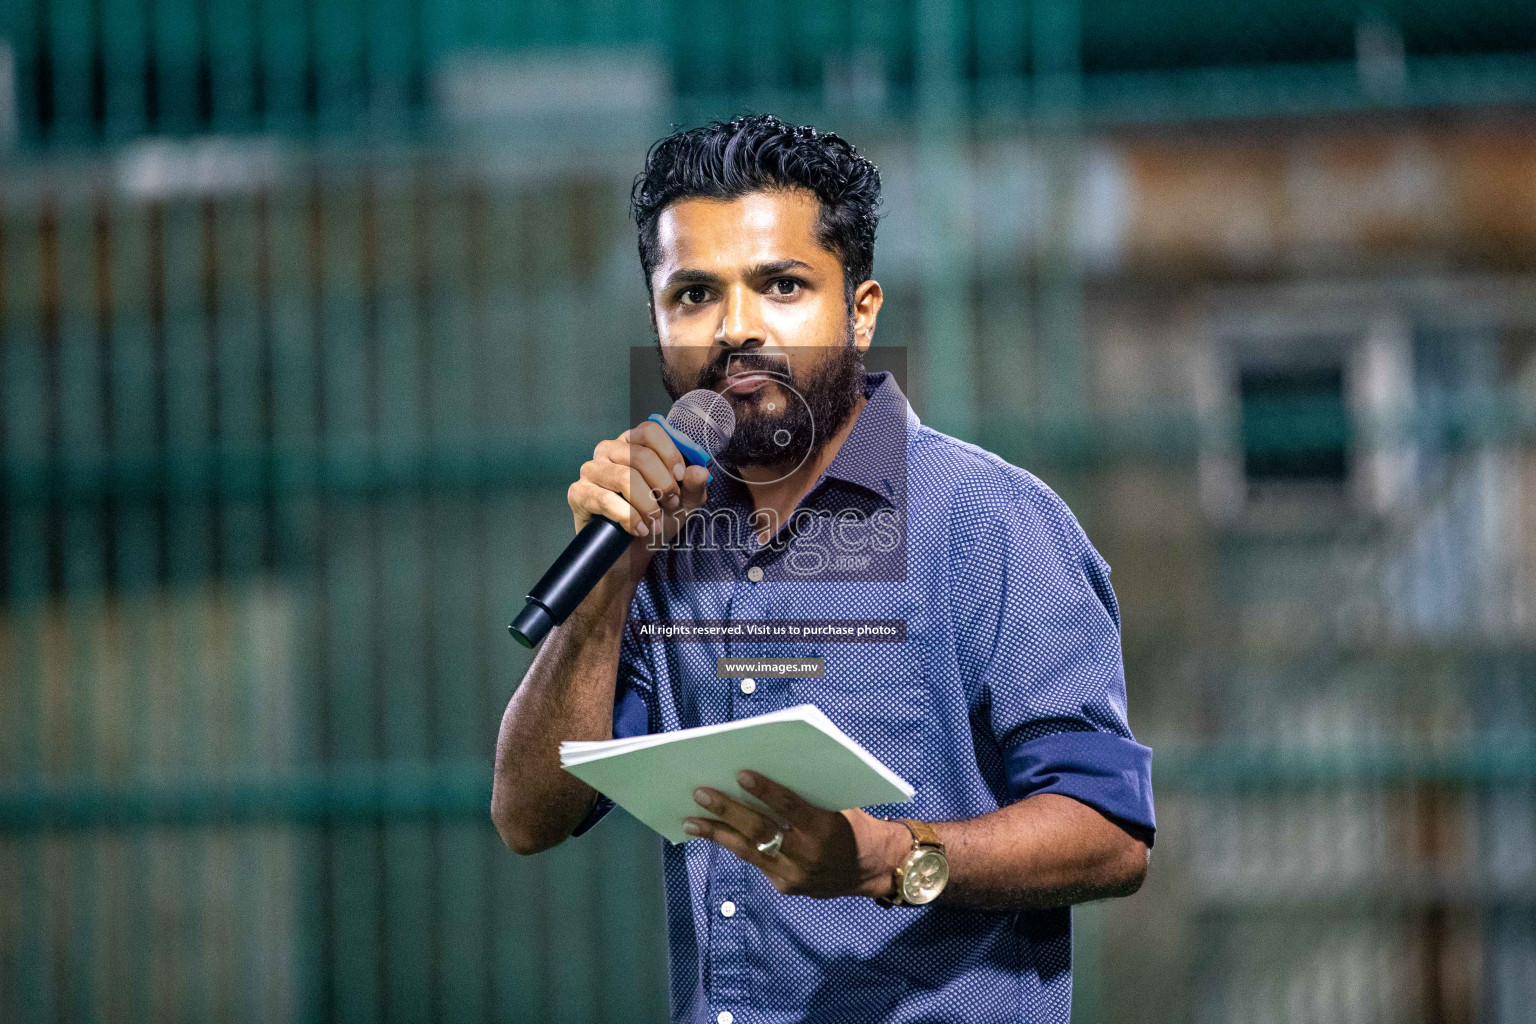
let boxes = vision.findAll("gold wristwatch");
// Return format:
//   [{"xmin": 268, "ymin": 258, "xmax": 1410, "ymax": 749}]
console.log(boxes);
[{"xmin": 874, "ymin": 818, "xmax": 949, "ymax": 907}]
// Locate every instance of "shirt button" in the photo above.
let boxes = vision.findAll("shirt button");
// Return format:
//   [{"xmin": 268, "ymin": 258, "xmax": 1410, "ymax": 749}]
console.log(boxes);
[
  {"xmin": 746, "ymin": 565, "xmax": 764, "ymax": 583},
  {"xmin": 719, "ymin": 900, "xmax": 736, "ymax": 917},
  {"xmin": 739, "ymin": 678, "xmax": 756, "ymax": 695},
  {"xmin": 717, "ymin": 1013, "xmax": 734, "ymax": 1024}
]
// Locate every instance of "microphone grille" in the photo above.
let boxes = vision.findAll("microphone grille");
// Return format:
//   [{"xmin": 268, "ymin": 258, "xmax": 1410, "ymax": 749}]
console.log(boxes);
[{"xmin": 667, "ymin": 389, "xmax": 736, "ymax": 458}]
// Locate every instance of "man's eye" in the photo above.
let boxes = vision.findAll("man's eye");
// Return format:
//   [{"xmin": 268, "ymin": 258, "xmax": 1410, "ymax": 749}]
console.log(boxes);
[
  {"xmin": 680, "ymin": 286, "xmax": 710, "ymax": 305},
  {"xmin": 770, "ymin": 278, "xmax": 802, "ymax": 296}
]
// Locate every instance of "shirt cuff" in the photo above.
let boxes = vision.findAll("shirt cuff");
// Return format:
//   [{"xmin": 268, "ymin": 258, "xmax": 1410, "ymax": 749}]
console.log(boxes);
[
  {"xmin": 570, "ymin": 684, "xmax": 651, "ymax": 839},
  {"xmin": 571, "ymin": 793, "xmax": 615, "ymax": 837},
  {"xmin": 1003, "ymin": 731, "xmax": 1157, "ymax": 843}
]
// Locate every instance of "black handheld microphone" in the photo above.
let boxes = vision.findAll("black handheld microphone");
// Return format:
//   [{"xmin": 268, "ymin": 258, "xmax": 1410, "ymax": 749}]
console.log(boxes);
[{"xmin": 508, "ymin": 388, "xmax": 736, "ymax": 648}]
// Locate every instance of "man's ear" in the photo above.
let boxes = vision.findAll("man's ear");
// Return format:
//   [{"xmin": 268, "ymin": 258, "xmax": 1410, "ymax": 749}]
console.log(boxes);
[{"xmin": 852, "ymin": 279, "xmax": 883, "ymax": 353}]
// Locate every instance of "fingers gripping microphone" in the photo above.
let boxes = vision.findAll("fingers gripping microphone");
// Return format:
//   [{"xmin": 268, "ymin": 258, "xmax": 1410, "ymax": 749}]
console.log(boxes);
[{"xmin": 508, "ymin": 389, "xmax": 736, "ymax": 648}]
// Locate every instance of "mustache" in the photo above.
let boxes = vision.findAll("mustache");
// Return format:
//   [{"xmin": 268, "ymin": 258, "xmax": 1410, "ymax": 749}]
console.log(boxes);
[{"xmin": 697, "ymin": 354, "xmax": 795, "ymax": 391}]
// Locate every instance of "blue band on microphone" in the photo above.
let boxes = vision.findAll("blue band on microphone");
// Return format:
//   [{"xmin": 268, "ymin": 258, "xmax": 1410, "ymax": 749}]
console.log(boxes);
[{"xmin": 647, "ymin": 413, "xmax": 716, "ymax": 483}]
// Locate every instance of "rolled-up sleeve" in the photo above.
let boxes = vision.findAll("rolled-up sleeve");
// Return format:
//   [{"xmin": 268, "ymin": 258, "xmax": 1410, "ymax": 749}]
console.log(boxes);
[
  {"xmin": 570, "ymin": 619, "xmax": 655, "ymax": 838},
  {"xmin": 949, "ymin": 479, "xmax": 1156, "ymax": 841}
]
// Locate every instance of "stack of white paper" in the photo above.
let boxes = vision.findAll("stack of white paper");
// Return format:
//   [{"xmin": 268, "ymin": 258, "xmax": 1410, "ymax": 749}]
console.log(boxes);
[{"xmin": 560, "ymin": 703, "xmax": 915, "ymax": 844}]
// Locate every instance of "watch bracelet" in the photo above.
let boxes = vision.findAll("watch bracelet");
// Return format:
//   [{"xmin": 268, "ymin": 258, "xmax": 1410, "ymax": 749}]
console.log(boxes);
[{"xmin": 875, "ymin": 817, "xmax": 946, "ymax": 907}]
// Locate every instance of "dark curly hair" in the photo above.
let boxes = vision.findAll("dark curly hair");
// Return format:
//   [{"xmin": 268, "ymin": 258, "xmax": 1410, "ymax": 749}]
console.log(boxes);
[{"xmin": 631, "ymin": 114, "xmax": 882, "ymax": 308}]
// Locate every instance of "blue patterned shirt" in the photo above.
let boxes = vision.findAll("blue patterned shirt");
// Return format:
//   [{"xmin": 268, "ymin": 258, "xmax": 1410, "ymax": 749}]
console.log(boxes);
[{"xmin": 572, "ymin": 369, "xmax": 1156, "ymax": 1024}]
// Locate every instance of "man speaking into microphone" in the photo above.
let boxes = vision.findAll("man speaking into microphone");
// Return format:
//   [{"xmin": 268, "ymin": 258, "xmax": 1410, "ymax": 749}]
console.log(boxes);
[{"xmin": 491, "ymin": 114, "xmax": 1155, "ymax": 1024}]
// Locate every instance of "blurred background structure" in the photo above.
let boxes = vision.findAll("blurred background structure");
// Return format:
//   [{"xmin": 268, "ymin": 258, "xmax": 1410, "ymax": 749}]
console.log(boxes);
[{"xmin": 2, "ymin": 1, "xmax": 1536, "ymax": 1021}]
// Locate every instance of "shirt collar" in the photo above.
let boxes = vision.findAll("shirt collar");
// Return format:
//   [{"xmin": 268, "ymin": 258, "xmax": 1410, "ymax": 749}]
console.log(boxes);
[
  {"xmin": 702, "ymin": 367, "xmax": 916, "ymax": 514},
  {"xmin": 817, "ymin": 369, "xmax": 916, "ymax": 506}
]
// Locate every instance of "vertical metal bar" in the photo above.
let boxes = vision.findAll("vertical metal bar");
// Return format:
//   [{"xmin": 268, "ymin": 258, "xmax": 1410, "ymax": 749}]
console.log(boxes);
[
  {"xmin": 973, "ymin": 0, "xmax": 1028, "ymax": 113},
  {"xmin": 0, "ymin": 1, "xmax": 36, "ymax": 147},
  {"xmin": 213, "ymin": 200, "xmax": 263, "ymax": 579},
  {"xmin": 313, "ymin": 0, "xmax": 362, "ymax": 132},
  {"xmin": 544, "ymin": 825, "xmax": 602, "ymax": 1022},
  {"xmin": 163, "ymin": 187, "xmax": 213, "ymax": 1024},
  {"xmin": 465, "ymin": 172, "xmax": 500, "ymax": 1023},
  {"xmin": 476, "ymin": 187, "xmax": 520, "ymax": 447},
  {"xmin": 596, "ymin": 816, "xmax": 667, "ymax": 1023},
  {"xmin": 428, "ymin": 158, "xmax": 490, "ymax": 1024},
  {"xmin": 0, "ymin": 175, "xmax": 11, "ymax": 1022},
  {"xmin": 848, "ymin": 0, "xmax": 901, "ymax": 118},
  {"xmin": 150, "ymin": 0, "xmax": 199, "ymax": 133},
  {"xmin": 479, "ymin": 179, "xmax": 536, "ymax": 1024},
  {"xmin": 259, "ymin": 0, "xmax": 309, "ymax": 133},
  {"xmin": 246, "ymin": 178, "xmax": 289, "ymax": 1024},
  {"xmin": 671, "ymin": 0, "xmax": 730, "ymax": 108},
  {"xmin": 46, "ymin": 0, "xmax": 93, "ymax": 142},
  {"xmin": 267, "ymin": 170, "xmax": 324, "ymax": 1024},
  {"xmin": 88, "ymin": 141, "xmax": 120, "ymax": 922},
  {"xmin": 1030, "ymin": 0, "xmax": 1086, "ymax": 427},
  {"xmin": 914, "ymin": 0, "xmax": 976, "ymax": 438},
  {"xmin": 530, "ymin": 171, "xmax": 606, "ymax": 1024},
  {"xmin": 487, "ymin": 486, "xmax": 549, "ymax": 1022},
  {"xmin": 490, "ymin": 834, "xmax": 550, "ymax": 1022},
  {"xmin": 581, "ymin": 0, "xmax": 629, "ymax": 46},
  {"xmin": 411, "ymin": 0, "xmax": 445, "ymax": 112},
  {"xmin": 971, "ymin": 0, "xmax": 1032, "ymax": 430},
  {"xmin": 213, "ymin": 183, "xmax": 264, "ymax": 1024},
  {"xmin": 100, "ymin": 0, "xmax": 148, "ymax": 141},
  {"xmin": 367, "ymin": 0, "xmax": 413, "ymax": 126},
  {"xmin": 1070, "ymin": 900, "xmax": 1107, "ymax": 1023},
  {"xmin": 522, "ymin": 0, "xmax": 568, "ymax": 47},
  {"xmin": 57, "ymin": 174, "xmax": 107, "ymax": 1024},
  {"xmin": 794, "ymin": 0, "xmax": 838, "ymax": 98},
  {"xmin": 513, "ymin": 191, "xmax": 549, "ymax": 453},
  {"xmin": 36, "ymin": 190, "xmax": 67, "ymax": 1024},
  {"xmin": 317, "ymin": 159, "xmax": 383, "ymax": 1024},
  {"xmin": 207, "ymin": 0, "xmax": 257, "ymax": 130},
  {"xmin": 435, "ymin": 159, "xmax": 492, "ymax": 1024},
  {"xmin": 107, "ymin": 189, "xmax": 158, "ymax": 1024},
  {"xmin": 374, "ymin": 158, "xmax": 433, "ymax": 1024},
  {"xmin": 2, "ymin": 172, "xmax": 53, "ymax": 1024},
  {"xmin": 744, "ymin": 0, "xmax": 788, "ymax": 101}
]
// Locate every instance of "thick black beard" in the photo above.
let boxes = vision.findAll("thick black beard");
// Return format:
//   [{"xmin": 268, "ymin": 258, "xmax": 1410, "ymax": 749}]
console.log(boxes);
[{"xmin": 659, "ymin": 335, "xmax": 866, "ymax": 473}]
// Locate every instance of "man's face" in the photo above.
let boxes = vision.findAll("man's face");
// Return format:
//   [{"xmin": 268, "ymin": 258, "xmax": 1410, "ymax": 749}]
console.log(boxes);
[{"xmin": 648, "ymin": 188, "xmax": 881, "ymax": 471}]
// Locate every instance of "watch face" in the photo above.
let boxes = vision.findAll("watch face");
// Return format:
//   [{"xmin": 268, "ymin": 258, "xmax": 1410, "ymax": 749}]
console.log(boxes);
[{"xmin": 900, "ymin": 849, "xmax": 949, "ymax": 905}]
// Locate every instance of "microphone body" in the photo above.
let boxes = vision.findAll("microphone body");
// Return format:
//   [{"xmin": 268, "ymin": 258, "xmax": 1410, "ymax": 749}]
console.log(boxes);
[
  {"xmin": 509, "ymin": 390, "xmax": 735, "ymax": 648},
  {"xmin": 507, "ymin": 516, "xmax": 633, "ymax": 647}
]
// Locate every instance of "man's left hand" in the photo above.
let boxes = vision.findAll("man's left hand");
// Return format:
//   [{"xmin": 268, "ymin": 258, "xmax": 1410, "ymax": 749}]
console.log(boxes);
[{"xmin": 682, "ymin": 770, "xmax": 912, "ymax": 900}]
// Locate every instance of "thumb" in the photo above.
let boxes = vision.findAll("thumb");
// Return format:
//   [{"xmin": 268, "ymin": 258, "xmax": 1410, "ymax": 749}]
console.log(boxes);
[{"xmin": 678, "ymin": 464, "xmax": 711, "ymax": 510}]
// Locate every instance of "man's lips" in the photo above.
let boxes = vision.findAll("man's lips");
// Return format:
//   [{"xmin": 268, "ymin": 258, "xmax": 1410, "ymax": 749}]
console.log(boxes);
[{"xmin": 721, "ymin": 374, "xmax": 774, "ymax": 396}]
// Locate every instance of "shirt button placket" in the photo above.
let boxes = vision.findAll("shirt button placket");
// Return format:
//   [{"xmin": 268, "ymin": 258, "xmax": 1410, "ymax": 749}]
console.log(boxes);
[
  {"xmin": 710, "ymin": 800, "xmax": 751, "ymax": 1019},
  {"xmin": 712, "ymin": 558, "xmax": 765, "ymax": 1021}
]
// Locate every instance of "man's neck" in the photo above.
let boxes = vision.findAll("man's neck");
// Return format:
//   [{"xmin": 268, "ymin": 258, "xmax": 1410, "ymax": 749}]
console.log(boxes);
[{"xmin": 735, "ymin": 393, "xmax": 868, "ymax": 544}]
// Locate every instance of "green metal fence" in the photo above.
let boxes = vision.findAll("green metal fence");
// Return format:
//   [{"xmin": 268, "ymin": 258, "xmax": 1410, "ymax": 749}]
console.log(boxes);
[
  {"xmin": 4, "ymin": 2, "xmax": 1536, "ymax": 1022},
  {"xmin": 6, "ymin": 0, "xmax": 1536, "ymax": 147},
  {"xmin": 0, "ymin": 155, "xmax": 669, "ymax": 1022}
]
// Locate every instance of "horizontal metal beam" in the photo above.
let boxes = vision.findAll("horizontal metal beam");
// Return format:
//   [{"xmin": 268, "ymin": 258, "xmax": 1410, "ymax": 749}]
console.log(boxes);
[
  {"xmin": 0, "ymin": 761, "xmax": 496, "ymax": 831},
  {"xmin": 2, "ymin": 739, "xmax": 1534, "ymax": 832},
  {"xmin": 1155, "ymin": 736, "xmax": 1536, "ymax": 792},
  {"xmin": 3, "ymin": 395, "xmax": 1533, "ymax": 502}
]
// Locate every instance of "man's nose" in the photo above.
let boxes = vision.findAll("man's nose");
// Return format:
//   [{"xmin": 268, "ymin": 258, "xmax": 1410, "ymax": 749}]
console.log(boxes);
[{"xmin": 716, "ymin": 285, "xmax": 764, "ymax": 348}]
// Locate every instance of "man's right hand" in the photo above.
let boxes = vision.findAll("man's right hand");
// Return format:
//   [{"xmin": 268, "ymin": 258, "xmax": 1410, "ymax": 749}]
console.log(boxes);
[
  {"xmin": 568, "ymin": 419, "xmax": 713, "ymax": 549},
  {"xmin": 497, "ymin": 418, "xmax": 712, "ymax": 855}
]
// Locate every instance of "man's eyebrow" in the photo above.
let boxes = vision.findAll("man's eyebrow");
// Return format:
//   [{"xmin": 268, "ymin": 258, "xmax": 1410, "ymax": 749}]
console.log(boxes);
[
  {"xmin": 660, "ymin": 259, "xmax": 816, "ymax": 292},
  {"xmin": 661, "ymin": 268, "xmax": 722, "ymax": 290},
  {"xmin": 745, "ymin": 259, "xmax": 815, "ymax": 279}
]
